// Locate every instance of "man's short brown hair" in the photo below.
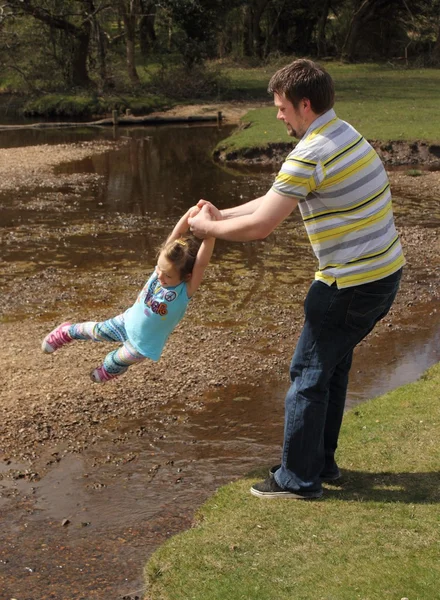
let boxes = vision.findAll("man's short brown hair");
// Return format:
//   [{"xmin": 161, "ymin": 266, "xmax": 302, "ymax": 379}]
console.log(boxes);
[{"xmin": 268, "ymin": 59, "xmax": 335, "ymax": 115}]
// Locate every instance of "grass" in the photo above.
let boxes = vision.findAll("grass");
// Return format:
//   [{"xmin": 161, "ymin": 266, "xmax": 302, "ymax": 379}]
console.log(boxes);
[
  {"xmin": 22, "ymin": 93, "xmax": 171, "ymax": 118},
  {"xmin": 7, "ymin": 60, "xmax": 440, "ymax": 133},
  {"xmin": 217, "ymin": 62, "xmax": 440, "ymax": 153},
  {"xmin": 143, "ymin": 362, "xmax": 440, "ymax": 600}
]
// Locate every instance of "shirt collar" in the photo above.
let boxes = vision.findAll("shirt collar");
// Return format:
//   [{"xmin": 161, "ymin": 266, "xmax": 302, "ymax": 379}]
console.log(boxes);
[{"xmin": 302, "ymin": 108, "xmax": 337, "ymax": 139}]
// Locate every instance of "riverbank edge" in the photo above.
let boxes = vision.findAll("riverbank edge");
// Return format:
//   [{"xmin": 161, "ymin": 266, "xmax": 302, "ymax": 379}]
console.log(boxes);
[
  {"xmin": 213, "ymin": 138, "xmax": 440, "ymax": 167},
  {"xmin": 143, "ymin": 361, "xmax": 440, "ymax": 600}
]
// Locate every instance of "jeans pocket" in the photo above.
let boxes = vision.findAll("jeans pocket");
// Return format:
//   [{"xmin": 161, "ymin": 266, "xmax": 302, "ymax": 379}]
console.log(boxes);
[{"xmin": 345, "ymin": 285, "xmax": 398, "ymax": 330}]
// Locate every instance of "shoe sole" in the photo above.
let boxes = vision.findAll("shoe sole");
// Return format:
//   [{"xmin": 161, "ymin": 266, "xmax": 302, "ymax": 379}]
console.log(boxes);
[{"xmin": 250, "ymin": 486, "xmax": 323, "ymax": 500}]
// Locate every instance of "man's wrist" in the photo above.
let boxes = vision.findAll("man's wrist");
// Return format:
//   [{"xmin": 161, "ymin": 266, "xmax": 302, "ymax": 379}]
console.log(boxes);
[{"xmin": 204, "ymin": 220, "xmax": 216, "ymax": 237}]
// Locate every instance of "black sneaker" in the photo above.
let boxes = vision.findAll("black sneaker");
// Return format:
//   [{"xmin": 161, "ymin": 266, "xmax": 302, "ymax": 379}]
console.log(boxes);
[
  {"xmin": 250, "ymin": 477, "xmax": 322, "ymax": 499},
  {"xmin": 269, "ymin": 464, "xmax": 341, "ymax": 482}
]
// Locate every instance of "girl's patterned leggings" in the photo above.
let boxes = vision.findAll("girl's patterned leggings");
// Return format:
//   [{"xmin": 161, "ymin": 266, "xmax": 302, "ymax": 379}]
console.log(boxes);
[{"xmin": 67, "ymin": 314, "xmax": 146, "ymax": 375}]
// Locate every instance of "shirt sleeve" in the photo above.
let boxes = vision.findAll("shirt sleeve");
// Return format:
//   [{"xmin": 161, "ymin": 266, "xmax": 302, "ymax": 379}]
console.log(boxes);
[{"xmin": 271, "ymin": 151, "xmax": 318, "ymax": 200}]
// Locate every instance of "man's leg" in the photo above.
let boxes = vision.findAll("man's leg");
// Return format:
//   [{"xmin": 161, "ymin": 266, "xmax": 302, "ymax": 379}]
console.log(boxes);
[
  {"xmin": 261, "ymin": 269, "xmax": 402, "ymax": 497},
  {"xmin": 275, "ymin": 280, "xmax": 350, "ymax": 494},
  {"xmin": 323, "ymin": 350, "xmax": 353, "ymax": 479}
]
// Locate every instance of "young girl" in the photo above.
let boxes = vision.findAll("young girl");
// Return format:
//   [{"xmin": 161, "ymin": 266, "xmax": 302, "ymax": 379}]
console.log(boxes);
[{"xmin": 41, "ymin": 205, "xmax": 215, "ymax": 383}]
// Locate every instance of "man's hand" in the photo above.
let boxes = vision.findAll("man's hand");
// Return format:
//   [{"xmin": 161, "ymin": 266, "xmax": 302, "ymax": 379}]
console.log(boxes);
[
  {"xmin": 189, "ymin": 204, "xmax": 215, "ymax": 239},
  {"xmin": 196, "ymin": 199, "xmax": 223, "ymax": 221}
]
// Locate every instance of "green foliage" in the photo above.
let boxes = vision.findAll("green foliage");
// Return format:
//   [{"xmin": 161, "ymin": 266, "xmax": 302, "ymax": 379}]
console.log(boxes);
[
  {"xmin": 22, "ymin": 94, "xmax": 171, "ymax": 118},
  {"xmin": 159, "ymin": 0, "xmax": 226, "ymax": 66},
  {"xmin": 22, "ymin": 95, "xmax": 97, "ymax": 118},
  {"xmin": 2, "ymin": 0, "xmax": 440, "ymax": 96},
  {"xmin": 144, "ymin": 363, "xmax": 440, "ymax": 600},
  {"xmin": 148, "ymin": 62, "xmax": 231, "ymax": 100}
]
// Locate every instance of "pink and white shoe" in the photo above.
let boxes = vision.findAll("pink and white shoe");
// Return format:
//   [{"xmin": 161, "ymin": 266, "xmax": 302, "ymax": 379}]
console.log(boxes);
[
  {"xmin": 90, "ymin": 365, "xmax": 121, "ymax": 383},
  {"xmin": 41, "ymin": 322, "xmax": 73, "ymax": 354}
]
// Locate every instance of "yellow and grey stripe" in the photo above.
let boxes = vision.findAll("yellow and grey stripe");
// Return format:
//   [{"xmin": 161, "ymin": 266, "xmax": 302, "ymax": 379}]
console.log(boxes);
[{"xmin": 271, "ymin": 109, "xmax": 405, "ymax": 288}]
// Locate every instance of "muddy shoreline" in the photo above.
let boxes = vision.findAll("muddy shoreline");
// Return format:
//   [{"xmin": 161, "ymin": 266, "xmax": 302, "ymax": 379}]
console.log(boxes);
[
  {"xmin": 215, "ymin": 138, "xmax": 440, "ymax": 168},
  {"xmin": 0, "ymin": 122, "xmax": 439, "ymax": 599}
]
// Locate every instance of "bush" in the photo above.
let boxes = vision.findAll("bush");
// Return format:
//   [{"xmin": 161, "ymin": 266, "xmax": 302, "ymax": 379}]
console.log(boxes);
[
  {"xmin": 23, "ymin": 95, "xmax": 100, "ymax": 118},
  {"xmin": 22, "ymin": 93, "xmax": 171, "ymax": 119},
  {"xmin": 148, "ymin": 63, "xmax": 230, "ymax": 100}
]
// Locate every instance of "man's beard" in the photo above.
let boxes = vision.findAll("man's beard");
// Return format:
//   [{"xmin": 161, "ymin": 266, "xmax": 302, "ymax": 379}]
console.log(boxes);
[{"xmin": 286, "ymin": 124, "xmax": 298, "ymax": 138}]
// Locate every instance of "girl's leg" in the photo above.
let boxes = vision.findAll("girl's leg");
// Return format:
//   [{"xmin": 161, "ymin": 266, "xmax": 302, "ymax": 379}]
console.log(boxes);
[
  {"xmin": 68, "ymin": 315, "xmax": 127, "ymax": 343},
  {"xmin": 42, "ymin": 315, "xmax": 127, "ymax": 354},
  {"xmin": 91, "ymin": 339, "xmax": 146, "ymax": 383}
]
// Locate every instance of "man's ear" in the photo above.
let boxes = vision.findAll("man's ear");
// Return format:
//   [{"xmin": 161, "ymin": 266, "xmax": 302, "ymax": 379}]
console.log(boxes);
[{"xmin": 185, "ymin": 273, "xmax": 192, "ymax": 281}]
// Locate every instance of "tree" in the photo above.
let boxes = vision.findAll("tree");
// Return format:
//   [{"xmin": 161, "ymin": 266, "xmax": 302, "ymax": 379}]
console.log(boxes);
[
  {"xmin": 242, "ymin": 0, "xmax": 271, "ymax": 58},
  {"xmin": 7, "ymin": 0, "xmax": 94, "ymax": 86},
  {"xmin": 139, "ymin": 0, "xmax": 157, "ymax": 57},
  {"xmin": 117, "ymin": 0, "xmax": 140, "ymax": 84},
  {"xmin": 161, "ymin": 0, "xmax": 225, "ymax": 67},
  {"xmin": 341, "ymin": 0, "xmax": 404, "ymax": 61},
  {"xmin": 316, "ymin": 0, "xmax": 331, "ymax": 57}
]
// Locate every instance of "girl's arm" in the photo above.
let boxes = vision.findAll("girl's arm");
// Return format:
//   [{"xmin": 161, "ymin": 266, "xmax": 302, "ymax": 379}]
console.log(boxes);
[
  {"xmin": 167, "ymin": 206, "xmax": 200, "ymax": 244},
  {"xmin": 186, "ymin": 206, "xmax": 215, "ymax": 298}
]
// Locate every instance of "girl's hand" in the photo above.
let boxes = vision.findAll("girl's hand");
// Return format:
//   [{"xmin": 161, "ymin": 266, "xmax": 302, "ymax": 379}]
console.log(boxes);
[
  {"xmin": 197, "ymin": 199, "xmax": 222, "ymax": 221},
  {"xmin": 188, "ymin": 205, "xmax": 201, "ymax": 219}
]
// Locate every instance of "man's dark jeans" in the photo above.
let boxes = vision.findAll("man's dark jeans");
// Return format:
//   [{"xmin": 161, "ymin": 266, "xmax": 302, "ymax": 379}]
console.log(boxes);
[{"xmin": 275, "ymin": 269, "xmax": 402, "ymax": 494}]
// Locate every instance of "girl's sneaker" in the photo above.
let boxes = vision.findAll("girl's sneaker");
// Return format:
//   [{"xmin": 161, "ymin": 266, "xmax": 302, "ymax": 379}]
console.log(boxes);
[
  {"xmin": 42, "ymin": 322, "xmax": 73, "ymax": 353},
  {"xmin": 90, "ymin": 366, "xmax": 120, "ymax": 383}
]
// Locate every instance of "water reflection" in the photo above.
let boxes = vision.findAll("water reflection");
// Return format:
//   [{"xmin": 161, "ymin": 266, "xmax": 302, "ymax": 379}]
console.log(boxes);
[{"xmin": 54, "ymin": 124, "xmax": 274, "ymax": 218}]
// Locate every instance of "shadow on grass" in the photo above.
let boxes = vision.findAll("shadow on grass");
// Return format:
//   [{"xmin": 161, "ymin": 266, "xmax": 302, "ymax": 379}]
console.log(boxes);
[
  {"xmin": 323, "ymin": 469, "xmax": 440, "ymax": 504},
  {"xmin": 246, "ymin": 467, "xmax": 440, "ymax": 504}
]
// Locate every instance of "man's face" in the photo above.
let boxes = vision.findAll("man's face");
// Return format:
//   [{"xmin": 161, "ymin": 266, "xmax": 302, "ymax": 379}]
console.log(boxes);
[{"xmin": 274, "ymin": 92, "xmax": 308, "ymax": 139}]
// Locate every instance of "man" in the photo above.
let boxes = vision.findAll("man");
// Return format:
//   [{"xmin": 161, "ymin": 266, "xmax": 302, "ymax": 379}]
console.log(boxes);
[{"xmin": 189, "ymin": 59, "xmax": 405, "ymax": 500}]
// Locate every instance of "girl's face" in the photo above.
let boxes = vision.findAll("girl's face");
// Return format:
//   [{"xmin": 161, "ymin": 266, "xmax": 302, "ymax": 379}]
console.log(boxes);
[{"xmin": 155, "ymin": 252, "xmax": 183, "ymax": 288}]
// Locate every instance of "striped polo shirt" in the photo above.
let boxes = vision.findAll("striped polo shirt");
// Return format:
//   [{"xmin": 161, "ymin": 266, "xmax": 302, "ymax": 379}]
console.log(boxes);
[{"xmin": 272, "ymin": 108, "xmax": 405, "ymax": 288}]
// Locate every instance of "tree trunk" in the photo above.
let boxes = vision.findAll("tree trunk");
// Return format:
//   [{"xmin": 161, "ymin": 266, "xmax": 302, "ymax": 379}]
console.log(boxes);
[
  {"xmin": 139, "ymin": 0, "xmax": 157, "ymax": 57},
  {"xmin": 316, "ymin": 0, "xmax": 330, "ymax": 57},
  {"xmin": 433, "ymin": 21, "xmax": 440, "ymax": 63},
  {"xmin": 120, "ymin": 0, "xmax": 140, "ymax": 85},
  {"xmin": 84, "ymin": 0, "xmax": 109, "ymax": 91},
  {"xmin": 243, "ymin": 0, "xmax": 271, "ymax": 57},
  {"xmin": 71, "ymin": 25, "xmax": 92, "ymax": 87},
  {"xmin": 10, "ymin": 0, "xmax": 92, "ymax": 86},
  {"xmin": 341, "ymin": 0, "xmax": 376, "ymax": 61}
]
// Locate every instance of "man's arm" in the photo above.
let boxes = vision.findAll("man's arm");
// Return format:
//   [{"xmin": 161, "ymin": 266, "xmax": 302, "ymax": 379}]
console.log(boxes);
[
  {"xmin": 190, "ymin": 189, "xmax": 298, "ymax": 242},
  {"xmin": 197, "ymin": 196, "xmax": 266, "ymax": 221}
]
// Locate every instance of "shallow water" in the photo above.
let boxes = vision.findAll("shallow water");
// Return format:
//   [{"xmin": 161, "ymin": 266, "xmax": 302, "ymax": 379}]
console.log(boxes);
[{"xmin": 1, "ymin": 123, "xmax": 439, "ymax": 599}]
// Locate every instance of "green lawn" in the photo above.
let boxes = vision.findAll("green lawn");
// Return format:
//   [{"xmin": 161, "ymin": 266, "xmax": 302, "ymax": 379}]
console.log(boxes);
[
  {"xmin": 219, "ymin": 62, "xmax": 440, "ymax": 151},
  {"xmin": 144, "ymin": 363, "xmax": 440, "ymax": 600}
]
